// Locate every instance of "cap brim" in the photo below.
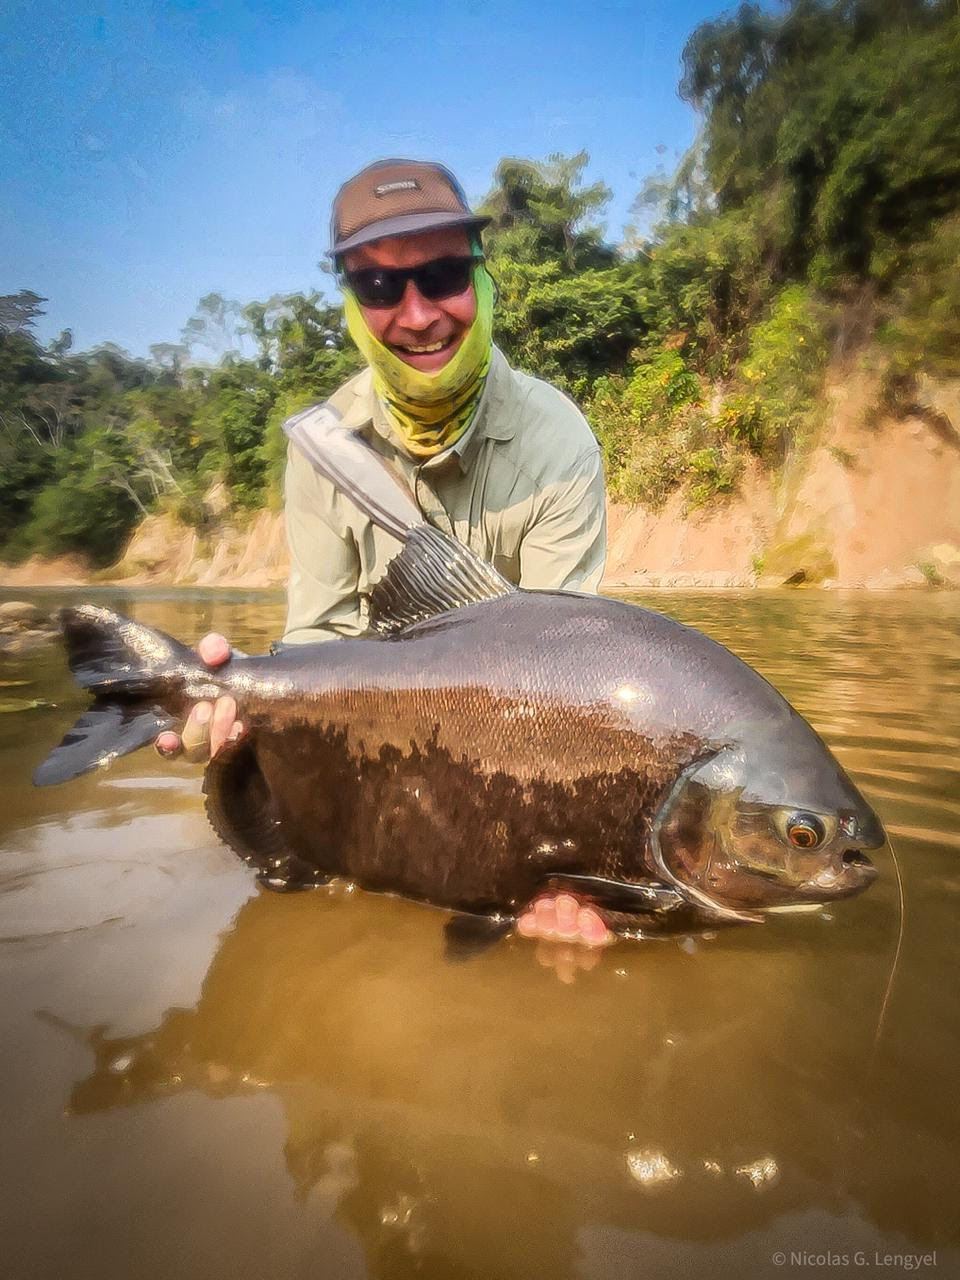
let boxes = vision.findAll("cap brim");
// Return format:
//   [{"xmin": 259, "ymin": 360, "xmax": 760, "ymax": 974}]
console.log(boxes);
[{"xmin": 330, "ymin": 211, "xmax": 491, "ymax": 257}]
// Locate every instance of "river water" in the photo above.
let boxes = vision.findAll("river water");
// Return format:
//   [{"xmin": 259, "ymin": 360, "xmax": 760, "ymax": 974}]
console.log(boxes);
[{"xmin": 1, "ymin": 588, "xmax": 958, "ymax": 1280}]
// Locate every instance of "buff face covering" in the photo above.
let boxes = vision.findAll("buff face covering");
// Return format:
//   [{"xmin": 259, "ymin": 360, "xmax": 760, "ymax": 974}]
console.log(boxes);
[{"xmin": 342, "ymin": 256, "xmax": 495, "ymax": 458}]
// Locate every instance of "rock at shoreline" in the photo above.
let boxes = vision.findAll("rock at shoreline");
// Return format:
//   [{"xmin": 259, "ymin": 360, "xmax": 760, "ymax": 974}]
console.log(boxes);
[
  {"xmin": 0, "ymin": 601, "xmax": 50, "ymax": 630},
  {"xmin": 0, "ymin": 602, "xmax": 58, "ymax": 656}
]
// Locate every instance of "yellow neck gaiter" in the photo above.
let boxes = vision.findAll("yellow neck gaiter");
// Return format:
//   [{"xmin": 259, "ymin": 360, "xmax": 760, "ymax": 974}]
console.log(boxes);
[{"xmin": 343, "ymin": 261, "xmax": 495, "ymax": 458}]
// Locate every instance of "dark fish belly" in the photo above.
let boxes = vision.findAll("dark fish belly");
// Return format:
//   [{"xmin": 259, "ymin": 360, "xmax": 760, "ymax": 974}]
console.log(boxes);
[{"xmin": 205, "ymin": 689, "xmax": 702, "ymax": 915}]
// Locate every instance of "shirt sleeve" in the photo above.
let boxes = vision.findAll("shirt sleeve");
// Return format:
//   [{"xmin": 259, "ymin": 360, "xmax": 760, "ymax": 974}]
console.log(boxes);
[
  {"xmin": 282, "ymin": 441, "xmax": 366, "ymax": 644},
  {"xmin": 518, "ymin": 446, "xmax": 607, "ymax": 593}
]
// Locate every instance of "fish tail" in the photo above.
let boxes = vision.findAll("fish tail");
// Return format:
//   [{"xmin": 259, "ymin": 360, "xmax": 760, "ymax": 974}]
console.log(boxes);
[{"xmin": 33, "ymin": 605, "xmax": 205, "ymax": 787}]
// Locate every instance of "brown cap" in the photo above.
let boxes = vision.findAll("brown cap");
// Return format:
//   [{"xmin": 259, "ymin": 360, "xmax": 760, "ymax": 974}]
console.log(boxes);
[{"xmin": 329, "ymin": 159, "xmax": 490, "ymax": 258}]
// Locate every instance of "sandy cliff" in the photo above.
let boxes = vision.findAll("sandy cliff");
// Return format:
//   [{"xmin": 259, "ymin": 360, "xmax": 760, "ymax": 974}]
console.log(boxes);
[{"xmin": 606, "ymin": 368, "xmax": 960, "ymax": 589}]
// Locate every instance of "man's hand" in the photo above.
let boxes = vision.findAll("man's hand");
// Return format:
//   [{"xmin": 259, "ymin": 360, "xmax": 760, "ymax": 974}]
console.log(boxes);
[
  {"xmin": 517, "ymin": 893, "xmax": 613, "ymax": 947},
  {"xmin": 154, "ymin": 632, "xmax": 244, "ymax": 761}
]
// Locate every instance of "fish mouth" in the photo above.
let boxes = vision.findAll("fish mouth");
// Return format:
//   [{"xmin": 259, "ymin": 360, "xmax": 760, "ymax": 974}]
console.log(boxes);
[
  {"xmin": 842, "ymin": 847, "xmax": 876, "ymax": 871},
  {"xmin": 807, "ymin": 847, "xmax": 878, "ymax": 898}
]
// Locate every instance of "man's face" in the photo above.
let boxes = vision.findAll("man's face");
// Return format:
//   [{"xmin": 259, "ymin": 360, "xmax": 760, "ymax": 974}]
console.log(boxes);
[{"xmin": 342, "ymin": 227, "xmax": 478, "ymax": 374}]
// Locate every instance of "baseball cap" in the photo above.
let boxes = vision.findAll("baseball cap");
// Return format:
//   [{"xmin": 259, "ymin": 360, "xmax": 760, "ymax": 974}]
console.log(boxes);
[{"xmin": 329, "ymin": 159, "xmax": 491, "ymax": 258}]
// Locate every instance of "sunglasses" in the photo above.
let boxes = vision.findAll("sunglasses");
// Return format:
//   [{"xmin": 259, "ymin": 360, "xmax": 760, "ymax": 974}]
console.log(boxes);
[{"xmin": 342, "ymin": 256, "xmax": 480, "ymax": 308}]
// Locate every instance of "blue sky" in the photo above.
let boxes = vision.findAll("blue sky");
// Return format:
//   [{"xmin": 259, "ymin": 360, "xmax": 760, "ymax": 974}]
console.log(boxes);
[{"xmin": 1, "ymin": 0, "xmax": 726, "ymax": 356}]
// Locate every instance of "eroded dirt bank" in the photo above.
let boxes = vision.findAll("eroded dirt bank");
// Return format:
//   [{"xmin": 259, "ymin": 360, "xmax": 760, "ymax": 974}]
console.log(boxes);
[
  {"xmin": 606, "ymin": 369, "xmax": 960, "ymax": 589},
  {"xmin": 3, "ymin": 369, "xmax": 959, "ymax": 592}
]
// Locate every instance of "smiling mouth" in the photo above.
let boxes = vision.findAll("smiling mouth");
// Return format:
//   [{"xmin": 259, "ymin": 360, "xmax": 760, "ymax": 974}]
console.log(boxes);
[{"xmin": 393, "ymin": 338, "xmax": 454, "ymax": 356}]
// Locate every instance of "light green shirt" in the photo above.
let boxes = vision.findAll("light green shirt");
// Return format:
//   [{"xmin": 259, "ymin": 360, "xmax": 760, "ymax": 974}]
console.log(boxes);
[{"xmin": 282, "ymin": 345, "xmax": 607, "ymax": 644}]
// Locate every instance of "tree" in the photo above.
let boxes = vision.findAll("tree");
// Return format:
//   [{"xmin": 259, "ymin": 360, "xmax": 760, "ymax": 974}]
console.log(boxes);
[
  {"xmin": 480, "ymin": 151, "xmax": 615, "ymax": 271},
  {"xmin": 149, "ymin": 342, "xmax": 189, "ymax": 384},
  {"xmin": 492, "ymin": 260, "xmax": 650, "ymax": 394},
  {"xmin": 0, "ymin": 290, "xmax": 46, "ymax": 335},
  {"xmin": 677, "ymin": 0, "xmax": 960, "ymax": 285},
  {"xmin": 181, "ymin": 292, "xmax": 247, "ymax": 364}
]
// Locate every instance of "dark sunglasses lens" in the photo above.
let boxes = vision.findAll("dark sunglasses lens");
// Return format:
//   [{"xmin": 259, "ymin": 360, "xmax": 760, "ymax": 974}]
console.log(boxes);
[
  {"xmin": 348, "ymin": 268, "xmax": 404, "ymax": 308},
  {"xmin": 415, "ymin": 257, "xmax": 475, "ymax": 300},
  {"xmin": 346, "ymin": 258, "xmax": 476, "ymax": 307}
]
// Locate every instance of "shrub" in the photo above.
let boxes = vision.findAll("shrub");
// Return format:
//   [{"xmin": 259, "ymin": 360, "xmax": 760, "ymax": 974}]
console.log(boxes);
[
  {"xmin": 686, "ymin": 444, "xmax": 742, "ymax": 509},
  {"xmin": 587, "ymin": 354, "xmax": 713, "ymax": 509},
  {"xmin": 736, "ymin": 284, "xmax": 828, "ymax": 460},
  {"xmin": 882, "ymin": 214, "xmax": 960, "ymax": 381}
]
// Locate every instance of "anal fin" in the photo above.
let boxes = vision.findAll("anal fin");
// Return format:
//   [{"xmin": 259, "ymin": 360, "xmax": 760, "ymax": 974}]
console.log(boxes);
[{"xmin": 203, "ymin": 740, "xmax": 285, "ymax": 869}]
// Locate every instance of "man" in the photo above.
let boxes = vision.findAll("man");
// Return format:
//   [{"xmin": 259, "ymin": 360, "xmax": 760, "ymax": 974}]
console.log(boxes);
[{"xmin": 157, "ymin": 159, "xmax": 611, "ymax": 946}]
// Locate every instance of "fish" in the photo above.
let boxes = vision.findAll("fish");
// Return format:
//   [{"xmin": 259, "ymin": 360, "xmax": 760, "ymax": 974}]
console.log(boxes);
[{"xmin": 33, "ymin": 406, "xmax": 884, "ymax": 950}]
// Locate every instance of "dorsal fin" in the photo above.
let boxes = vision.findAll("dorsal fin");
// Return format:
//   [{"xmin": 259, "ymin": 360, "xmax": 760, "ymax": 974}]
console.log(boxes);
[
  {"xmin": 368, "ymin": 524, "xmax": 515, "ymax": 636},
  {"xmin": 284, "ymin": 398, "xmax": 515, "ymax": 635}
]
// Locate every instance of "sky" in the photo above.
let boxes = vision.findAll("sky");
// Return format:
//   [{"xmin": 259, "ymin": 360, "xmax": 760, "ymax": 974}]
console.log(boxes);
[{"xmin": 1, "ymin": 0, "xmax": 727, "ymax": 357}]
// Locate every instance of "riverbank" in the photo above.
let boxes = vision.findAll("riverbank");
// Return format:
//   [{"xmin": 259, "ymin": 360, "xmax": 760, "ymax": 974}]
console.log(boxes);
[{"xmin": 3, "ymin": 365, "xmax": 959, "ymax": 593}]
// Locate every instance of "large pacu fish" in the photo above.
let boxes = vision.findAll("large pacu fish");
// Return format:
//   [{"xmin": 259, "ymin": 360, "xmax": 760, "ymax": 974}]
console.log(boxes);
[{"xmin": 34, "ymin": 407, "xmax": 883, "ymax": 948}]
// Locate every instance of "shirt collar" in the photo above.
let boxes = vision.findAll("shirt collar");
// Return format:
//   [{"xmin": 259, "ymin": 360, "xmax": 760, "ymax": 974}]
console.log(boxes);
[{"xmin": 342, "ymin": 345, "xmax": 515, "ymax": 473}]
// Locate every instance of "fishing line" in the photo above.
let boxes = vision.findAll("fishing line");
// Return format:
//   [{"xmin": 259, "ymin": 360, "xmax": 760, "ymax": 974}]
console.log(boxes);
[
  {"xmin": 842, "ymin": 831, "xmax": 905, "ymax": 1168},
  {"xmin": 871, "ymin": 833, "xmax": 906, "ymax": 1058}
]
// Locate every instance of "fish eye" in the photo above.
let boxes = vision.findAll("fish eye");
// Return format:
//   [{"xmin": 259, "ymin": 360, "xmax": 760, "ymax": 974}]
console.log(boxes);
[{"xmin": 786, "ymin": 813, "xmax": 826, "ymax": 849}]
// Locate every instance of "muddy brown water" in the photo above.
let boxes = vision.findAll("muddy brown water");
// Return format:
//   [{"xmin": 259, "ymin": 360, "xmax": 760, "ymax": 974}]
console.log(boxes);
[{"xmin": 1, "ymin": 587, "xmax": 958, "ymax": 1280}]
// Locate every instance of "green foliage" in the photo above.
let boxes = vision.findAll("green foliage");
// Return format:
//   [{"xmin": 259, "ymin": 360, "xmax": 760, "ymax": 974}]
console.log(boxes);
[
  {"xmin": 480, "ymin": 151, "xmax": 616, "ymax": 271},
  {"xmin": 0, "ymin": 311, "xmax": 81, "ymax": 552},
  {"xmin": 713, "ymin": 393, "xmax": 766, "ymax": 453},
  {"xmin": 483, "ymin": 153, "xmax": 646, "ymax": 395},
  {"xmin": 586, "ymin": 287, "xmax": 823, "ymax": 510},
  {"xmin": 0, "ymin": 281, "xmax": 367, "ymax": 563},
  {"xmin": 735, "ymin": 284, "xmax": 828, "ymax": 458},
  {"xmin": 16, "ymin": 428, "xmax": 144, "ymax": 567},
  {"xmin": 0, "ymin": 433, "xmax": 55, "ymax": 553},
  {"xmin": 244, "ymin": 292, "xmax": 360, "ymax": 385},
  {"xmin": 259, "ymin": 386, "xmax": 329, "ymax": 508},
  {"xmin": 493, "ymin": 260, "xmax": 649, "ymax": 396},
  {"xmin": 882, "ymin": 213, "xmax": 960, "ymax": 379},
  {"xmin": 587, "ymin": 353, "xmax": 712, "ymax": 509},
  {"xmin": 193, "ymin": 366, "xmax": 277, "ymax": 509},
  {"xmin": 686, "ymin": 444, "xmax": 742, "ymax": 508},
  {"xmin": 640, "ymin": 202, "xmax": 778, "ymax": 370},
  {"xmin": 621, "ymin": 351, "xmax": 703, "ymax": 417},
  {"xmin": 680, "ymin": 0, "xmax": 960, "ymax": 287},
  {"xmin": 916, "ymin": 560, "xmax": 945, "ymax": 587}
]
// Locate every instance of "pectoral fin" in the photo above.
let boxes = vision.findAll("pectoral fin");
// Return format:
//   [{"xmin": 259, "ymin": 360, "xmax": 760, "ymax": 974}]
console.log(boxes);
[{"xmin": 541, "ymin": 873, "xmax": 684, "ymax": 914}]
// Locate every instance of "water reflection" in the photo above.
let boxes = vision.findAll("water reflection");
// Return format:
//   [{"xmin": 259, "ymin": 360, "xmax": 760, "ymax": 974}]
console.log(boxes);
[
  {"xmin": 2, "ymin": 587, "xmax": 959, "ymax": 1279},
  {"xmin": 48, "ymin": 875, "xmax": 959, "ymax": 1278}
]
